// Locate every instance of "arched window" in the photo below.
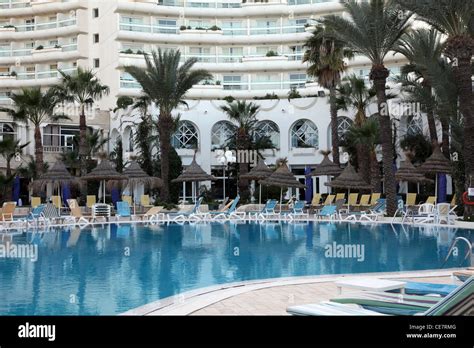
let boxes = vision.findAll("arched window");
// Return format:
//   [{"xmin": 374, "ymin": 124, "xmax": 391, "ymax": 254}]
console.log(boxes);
[
  {"xmin": 211, "ymin": 121, "xmax": 236, "ymax": 150},
  {"xmin": 406, "ymin": 115, "xmax": 423, "ymax": 136},
  {"xmin": 172, "ymin": 121, "xmax": 199, "ymax": 149},
  {"xmin": 337, "ymin": 117, "xmax": 353, "ymax": 141},
  {"xmin": 290, "ymin": 119, "xmax": 318, "ymax": 148},
  {"xmin": 255, "ymin": 120, "xmax": 280, "ymax": 148}
]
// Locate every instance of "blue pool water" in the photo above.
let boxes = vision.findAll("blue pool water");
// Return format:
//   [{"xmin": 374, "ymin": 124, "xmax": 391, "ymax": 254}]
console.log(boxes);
[{"xmin": 0, "ymin": 222, "xmax": 471, "ymax": 315}]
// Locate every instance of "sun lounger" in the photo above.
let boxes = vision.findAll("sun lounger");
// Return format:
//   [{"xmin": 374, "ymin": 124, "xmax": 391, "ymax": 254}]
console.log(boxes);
[
  {"xmin": 424, "ymin": 196, "xmax": 436, "ymax": 205},
  {"xmin": 311, "ymin": 193, "xmax": 322, "ymax": 208},
  {"xmin": 1, "ymin": 201, "xmax": 16, "ymax": 221},
  {"xmin": 51, "ymin": 195, "xmax": 61, "ymax": 209},
  {"xmin": 140, "ymin": 195, "xmax": 154, "ymax": 209},
  {"xmin": 92, "ymin": 203, "xmax": 111, "ymax": 222},
  {"xmin": 287, "ymin": 277, "xmax": 473, "ymax": 316},
  {"xmin": 316, "ymin": 205, "xmax": 338, "ymax": 220},
  {"xmin": 354, "ymin": 194, "xmax": 370, "ymax": 209},
  {"xmin": 406, "ymin": 193, "xmax": 417, "ymax": 206},
  {"xmin": 207, "ymin": 195, "xmax": 245, "ymax": 221},
  {"xmin": 86, "ymin": 195, "xmax": 96, "ymax": 209},
  {"xmin": 65, "ymin": 199, "xmax": 91, "ymax": 227},
  {"xmin": 167, "ymin": 197, "xmax": 204, "ymax": 223},
  {"xmin": 116, "ymin": 201, "xmax": 132, "ymax": 220},
  {"xmin": 287, "ymin": 301, "xmax": 386, "ymax": 316},
  {"xmin": 399, "ymin": 281, "xmax": 458, "ymax": 297},
  {"xmin": 369, "ymin": 193, "xmax": 381, "ymax": 207},
  {"xmin": 31, "ymin": 196, "xmax": 41, "ymax": 208},
  {"xmin": 122, "ymin": 195, "xmax": 132, "ymax": 206},
  {"xmin": 141, "ymin": 206, "xmax": 165, "ymax": 222},
  {"xmin": 453, "ymin": 268, "xmax": 474, "ymax": 282},
  {"xmin": 335, "ymin": 193, "xmax": 345, "ymax": 203},
  {"xmin": 247, "ymin": 199, "xmax": 278, "ymax": 220}
]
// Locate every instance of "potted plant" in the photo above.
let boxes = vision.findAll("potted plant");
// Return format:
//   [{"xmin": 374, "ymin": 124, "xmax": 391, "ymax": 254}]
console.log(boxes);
[
  {"xmin": 179, "ymin": 25, "xmax": 187, "ymax": 31},
  {"xmin": 209, "ymin": 25, "xmax": 221, "ymax": 31},
  {"xmin": 10, "ymin": 71, "xmax": 17, "ymax": 77},
  {"xmin": 35, "ymin": 45, "xmax": 44, "ymax": 50},
  {"xmin": 266, "ymin": 50, "xmax": 278, "ymax": 57}
]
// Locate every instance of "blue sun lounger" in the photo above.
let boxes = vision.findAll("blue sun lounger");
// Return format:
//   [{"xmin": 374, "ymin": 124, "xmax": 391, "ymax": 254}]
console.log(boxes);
[
  {"xmin": 167, "ymin": 197, "xmax": 204, "ymax": 223},
  {"xmin": 207, "ymin": 195, "xmax": 245, "ymax": 220},
  {"xmin": 116, "ymin": 201, "xmax": 132, "ymax": 219},
  {"xmin": 316, "ymin": 205, "xmax": 338, "ymax": 220}
]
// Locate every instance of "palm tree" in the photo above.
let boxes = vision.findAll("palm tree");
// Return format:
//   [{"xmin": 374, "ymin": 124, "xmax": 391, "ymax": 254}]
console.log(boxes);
[
  {"xmin": 17, "ymin": 155, "xmax": 49, "ymax": 196},
  {"xmin": 393, "ymin": 28, "xmax": 445, "ymax": 146},
  {"xmin": 303, "ymin": 25, "xmax": 353, "ymax": 165},
  {"xmin": 124, "ymin": 49, "xmax": 211, "ymax": 201},
  {"xmin": 0, "ymin": 87, "xmax": 69, "ymax": 174},
  {"xmin": 132, "ymin": 96, "xmax": 156, "ymax": 176},
  {"xmin": 53, "ymin": 68, "xmax": 110, "ymax": 176},
  {"xmin": 323, "ymin": 0, "xmax": 412, "ymax": 215},
  {"xmin": 345, "ymin": 119, "xmax": 381, "ymax": 192},
  {"xmin": 0, "ymin": 138, "xmax": 29, "ymax": 178},
  {"xmin": 335, "ymin": 74, "xmax": 377, "ymax": 188},
  {"xmin": 395, "ymin": 0, "xmax": 474, "ymax": 182},
  {"xmin": 220, "ymin": 100, "xmax": 262, "ymax": 197}
]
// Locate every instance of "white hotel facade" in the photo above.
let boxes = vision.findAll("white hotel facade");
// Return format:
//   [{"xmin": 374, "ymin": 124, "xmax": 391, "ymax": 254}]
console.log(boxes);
[{"xmin": 0, "ymin": 0, "xmax": 444, "ymax": 201}]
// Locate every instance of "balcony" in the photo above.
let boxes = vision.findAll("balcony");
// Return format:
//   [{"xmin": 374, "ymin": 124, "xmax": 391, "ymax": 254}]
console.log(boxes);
[
  {"xmin": 0, "ymin": 44, "xmax": 80, "ymax": 64},
  {"xmin": 0, "ymin": 18, "xmax": 81, "ymax": 40},
  {"xmin": 0, "ymin": 67, "xmax": 77, "ymax": 88},
  {"xmin": 0, "ymin": 0, "xmax": 30, "ymax": 9},
  {"xmin": 119, "ymin": 22, "xmax": 179, "ymax": 35}
]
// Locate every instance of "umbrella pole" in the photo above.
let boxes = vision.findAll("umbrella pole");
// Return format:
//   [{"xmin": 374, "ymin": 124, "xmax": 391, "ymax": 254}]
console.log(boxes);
[
  {"xmin": 279, "ymin": 187, "xmax": 282, "ymax": 213},
  {"xmin": 132, "ymin": 182, "xmax": 136, "ymax": 215},
  {"xmin": 435, "ymin": 174, "xmax": 438, "ymax": 204},
  {"xmin": 183, "ymin": 182, "xmax": 186, "ymax": 204},
  {"xmin": 259, "ymin": 183, "xmax": 262, "ymax": 207}
]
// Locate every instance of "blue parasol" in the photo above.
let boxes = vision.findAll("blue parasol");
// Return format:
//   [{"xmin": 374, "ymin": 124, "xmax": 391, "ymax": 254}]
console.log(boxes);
[
  {"xmin": 12, "ymin": 175, "xmax": 20, "ymax": 203},
  {"xmin": 305, "ymin": 166, "xmax": 313, "ymax": 203}
]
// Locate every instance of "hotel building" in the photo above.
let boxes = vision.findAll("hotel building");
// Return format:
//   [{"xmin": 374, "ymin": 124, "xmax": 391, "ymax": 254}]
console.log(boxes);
[{"xmin": 1, "ymin": 0, "xmax": 444, "ymax": 201}]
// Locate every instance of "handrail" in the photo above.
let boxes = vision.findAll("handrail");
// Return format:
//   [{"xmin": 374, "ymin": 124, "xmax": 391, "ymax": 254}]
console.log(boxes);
[{"xmin": 442, "ymin": 237, "xmax": 473, "ymax": 268}]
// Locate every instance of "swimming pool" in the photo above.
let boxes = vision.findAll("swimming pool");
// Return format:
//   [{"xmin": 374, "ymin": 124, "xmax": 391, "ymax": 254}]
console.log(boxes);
[{"xmin": 0, "ymin": 222, "xmax": 471, "ymax": 315}]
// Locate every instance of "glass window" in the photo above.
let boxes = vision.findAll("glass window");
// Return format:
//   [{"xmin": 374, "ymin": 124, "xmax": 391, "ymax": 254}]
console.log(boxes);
[
  {"xmin": 291, "ymin": 119, "xmax": 319, "ymax": 148},
  {"xmin": 211, "ymin": 121, "xmax": 236, "ymax": 149},
  {"xmin": 156, "ymin": 19, "xmax": 177, "ymax": 34},
  {"xmin": 223, "ymin": 75, "xmax": 243, "ymax": 90},
  {"xmin": 172, "ymin": 121, "xmax": 199, "ymax": 149},
  {"xmin": 255, "ymin": 120, "xmax": 280, "ymax": 148},
  {"xmin": 0, "ymin": 123, "xmax": 16, "ymax": 141}
]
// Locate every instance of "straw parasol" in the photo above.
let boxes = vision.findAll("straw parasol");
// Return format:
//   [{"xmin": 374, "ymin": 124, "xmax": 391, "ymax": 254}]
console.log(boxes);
[
  {"xmin": 260, "ymin": 163, "xmax": 305, "ymax": 212},
  {"xmin": 325, "ymin": 164, "xmax": 371, "ymax": 212},
  {"xmin": 122, "ymin": 160, "xmax": 163, "ymax": 213},
  {"xmin": 395, "ymin": 160, "xmax": 434, "ymax": 184},
  {"xmin": 82, "ymin": 159, "xmax": 127, "ymax": 203},
  {"xmin": 34, "ymin": 161, "xmax": 80, "ymax": 215},
  {"xmin": 240, "ymin": 158, "xmax": 273, "ymax": 206},
  {"xmin": 172, "ymin": 155, "xmax": 216, "ymax": 202},
  {"xmin": 418, "ymin": 145, "xmax": 451, "ymax": 202},
  {"xmin": 311, "ymin": 150, "xmax": 342, "ymax": 194}
]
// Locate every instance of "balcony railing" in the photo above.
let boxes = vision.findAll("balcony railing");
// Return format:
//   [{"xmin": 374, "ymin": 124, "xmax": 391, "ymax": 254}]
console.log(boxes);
[
  {"xmin": 0, "ymin": 0, "xmax": 30, "ymax": 9},
  {"xmin": 0, "ymin": 44, "xmax": 77, "ymax": 57},
  {"xmin": 0, "ymin": 95, "xmax": 12, "ymax": 104},
  {"xmin": 119, "ymin": 22, "xmax": 179, "ymax": 34},
  {"xmin": 14, "ymin": 18, "xmax": 76, "ymax": 32},
  {"xmin": 16, "ymin": 67, "xmax": 77, "ymax": 80}
]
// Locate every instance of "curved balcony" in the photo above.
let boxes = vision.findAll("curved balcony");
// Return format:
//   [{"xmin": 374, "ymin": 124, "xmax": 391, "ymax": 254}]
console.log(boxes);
[
  {"xmin": 0, "ymin": 67, "xmax": 77, "ymax": 88},
  {"xmin": 0, "ymin": 0, "xmax": 86, "ymax": 17},
  {"xmin": 116, "ymin": 1, "xmax": 342, "ymax": 18},
  {"xmin": 0, "ymin": 18, "xmax": 84, "ymax": 40},
  {"xmin": 0, "ymin": 44, "xmax": 83, "ymax": 65}
]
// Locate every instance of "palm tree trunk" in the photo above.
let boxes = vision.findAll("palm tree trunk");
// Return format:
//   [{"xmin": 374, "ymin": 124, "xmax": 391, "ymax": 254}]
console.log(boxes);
[
  {"xmin": 371, "ymin": 65, "xmax": 397, "ymax": 215},
  {"xmin": 357, "ymin": 144, "xmax": 370, "ymax": 184},
  {"xmin": 441, "ymin": 117, "xmax": 450, "ymax": 157},
  {"xmin": 158, "ymin": 112, "xmax": 173, "ymax": 201},
  {"xmin": 329, "ymin": 87, "xmax": 340, "ymax": 165},
  {"xmin": 370, "ymin": 150, "xmax": 380, "ymax": 192},
  {"xmin": 79, "ymin": 104, "xmax": 87, "ymax": 176},
  {"xmin": 34, "ymin": 125, "xmax": 44, "ymax": 174},
  {"xmin": 424, "ymin": 84, "xmax": 438, "ymax": 146},
  {"xmin": 453, "ymin": 56, "xmax": 474, "ymax": 184}
]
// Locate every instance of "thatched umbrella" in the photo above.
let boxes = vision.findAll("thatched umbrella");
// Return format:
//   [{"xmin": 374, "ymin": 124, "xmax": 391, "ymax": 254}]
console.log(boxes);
[
  {"xmin": 311, "ymin": 150, "xmax": 342, "ymax": 194},
  {"xmin": 240, "ymin": 158, "xmax": 273, "ymax": 206},
  {"xmin": 418, "ymin": 145, "xmax": 451, "ymax": 202},
  {"xmin": 395, "ymin": 160, "xmax": 434, "ymax": 194},
  {"xmin": 172, "ymin": 156, "xmax": 216, "ymax": 202},
  {"xmin": 122, "ymin": 160, "xmax": 163, "ymax": 213},
  {"xmin": 82, "ymin": 159, "xmax": 127, "ymax": 203},
  {"xmin": 260, "ymin": 163, "xmax": 305, "ymax": 212},
  {"xmin": 34, "ymin": 161, "xmax": 80, "ymax": 215},
  {"xmin": 325, "ymin": 164, "xmax": 371, "ymax": 212}
]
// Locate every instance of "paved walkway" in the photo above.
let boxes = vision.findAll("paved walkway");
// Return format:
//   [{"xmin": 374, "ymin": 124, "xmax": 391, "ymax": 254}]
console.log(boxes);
[{"xmin": 190, "ymin": 275, "xmax": 454, "ymax": 315}]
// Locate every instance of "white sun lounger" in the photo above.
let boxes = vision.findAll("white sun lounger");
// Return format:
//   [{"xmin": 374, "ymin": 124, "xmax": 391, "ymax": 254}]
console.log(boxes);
[{"xmin": 287, "ymin": 301, "xmax": 386, "ymax": 316}]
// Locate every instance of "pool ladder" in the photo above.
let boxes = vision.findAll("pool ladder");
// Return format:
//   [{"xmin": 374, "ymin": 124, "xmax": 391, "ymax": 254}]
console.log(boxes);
[{"xmin": 442, "ymin": 237, "xmax": 473, "ymax": 268}]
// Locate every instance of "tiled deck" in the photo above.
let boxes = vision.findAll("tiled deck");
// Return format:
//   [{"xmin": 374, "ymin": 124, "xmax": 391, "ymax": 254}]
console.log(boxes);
[
  {"xmin": 191, "ymin": 275, "xmax": 454, "ymax": 315},
  {"xmin": 128, "ymin": 270, "xmax": 462, "ymax": 316}
]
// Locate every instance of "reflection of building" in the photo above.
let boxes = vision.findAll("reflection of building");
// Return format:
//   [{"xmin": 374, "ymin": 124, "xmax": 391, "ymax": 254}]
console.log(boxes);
[{"xmin": 0, "ymin": 0, "xmax": 452, "ymax": 202}]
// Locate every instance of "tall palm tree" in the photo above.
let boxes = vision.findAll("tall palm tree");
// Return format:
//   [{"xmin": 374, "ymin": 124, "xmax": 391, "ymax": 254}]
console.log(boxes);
[
  {"xmin": 395, "ymin": 0, "xmax": 474, "ymax": 182},
  {"xmin": 220, "ymin": 100, "xmax": 262, "ymax": 197},
  {"xmin": 53, "ymin": 68, "xmax": 110, "ymax": 176},
  {"xmin": 0, "ymin": 87, "xmax": 69, "ymax": 174},
  {"xmin": 323, "ymin": 0, "xmax": 412, "ymax": 215},
  {"xmin": 125, "ymin": 49, "xmax": 211, "ymax": 201},
  {"xmin": 393, "ymin": 28, "xmax": 445, "ymax": 146},
  {"xmin": 335, "ymin": 74, "xmax": 378, "ymax": 189},
  {"xmin": 132, "ymin": 96, "xmax": 156, "ymax": 176},
  {"xmin": 303, "ymin": 25, "xmax": 353, "ymax": 165}
]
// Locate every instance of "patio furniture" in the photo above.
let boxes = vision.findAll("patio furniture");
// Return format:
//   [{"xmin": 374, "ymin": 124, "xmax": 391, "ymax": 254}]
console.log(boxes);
[
  {"xmin": 92, "ymin": 203, "xmax": 111, "ymax": 221},
  {"xmin": 335, "ymin": 278, "xmax": 406, "ymax": 295}
]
